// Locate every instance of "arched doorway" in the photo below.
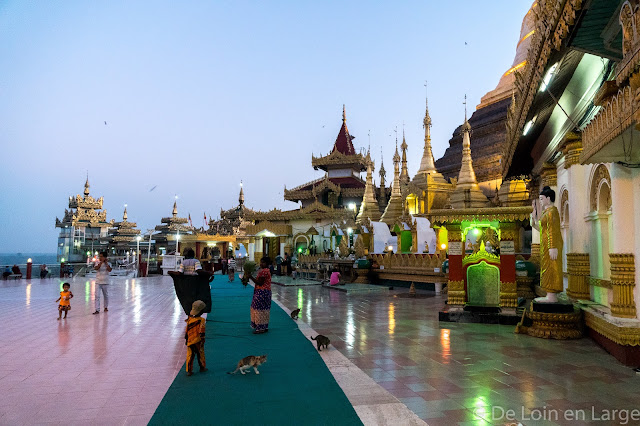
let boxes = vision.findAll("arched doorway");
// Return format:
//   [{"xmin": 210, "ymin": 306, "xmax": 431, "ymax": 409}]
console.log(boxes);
[{"xmin": 588, "ymin": 164, "xmax": 612, "ymax": 306}]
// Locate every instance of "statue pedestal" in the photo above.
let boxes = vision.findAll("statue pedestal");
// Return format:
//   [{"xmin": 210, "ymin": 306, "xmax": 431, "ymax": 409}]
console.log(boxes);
[{"xmin": 516, "ymin": 302, "xmax": 583, "ymax": 339}]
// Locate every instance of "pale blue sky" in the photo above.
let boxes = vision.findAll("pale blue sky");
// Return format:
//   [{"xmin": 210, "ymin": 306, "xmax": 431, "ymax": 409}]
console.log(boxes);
[{"xmin": 0, "ymin": 1, "xmax": 532, "ymax": 252}]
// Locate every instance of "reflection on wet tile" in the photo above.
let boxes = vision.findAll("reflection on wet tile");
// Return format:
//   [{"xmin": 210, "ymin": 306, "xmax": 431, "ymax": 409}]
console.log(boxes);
[
  {"xmin": 0, "ymin": 276, "xmax": 184, "ymax": 425},
  {"xmin": 271, "ymin": 284, "xmax": 640, "ymax": 426}
]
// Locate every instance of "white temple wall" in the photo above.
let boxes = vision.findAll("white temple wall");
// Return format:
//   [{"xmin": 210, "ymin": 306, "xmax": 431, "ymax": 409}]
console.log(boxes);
[
  {"xmin": 611, "ymin": 165, "xmax": 640, "ymax": 320},
  {"xmin": 632, "ymin": 168, "xmax": 640, "ymax": 320},
  {"xmin": 556, "ymin": 164, "xmax": 569, "ymax": 285}
]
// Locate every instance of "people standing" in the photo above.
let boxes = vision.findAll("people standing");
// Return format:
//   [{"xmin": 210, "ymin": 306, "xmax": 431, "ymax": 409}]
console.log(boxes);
[
  {"xmin": 248, "ymin": 256, "xmax": 272, "ymax": 334},
  {"xmin": 179, "ymin": 249, "xmax": 202, "ymax": 275},
  {"xmin": 93, "ymin": 251, "xmax": 112, "ymax": 314},
  {"xmin": 56, "ymin": 282, "xmax": 73, "ymax": 320},
  {"xmin": 185, "ymin": 300, "xmax": 207, "ymax": 376},
  {"xmin": 40, "ymin": 264, "xmax": 49, "ymax": 279},
  {"xmin": 282, "ymin": 253, "xmax": 290, "ymax": 276},
  {"xmin": 227, "ymin": 256, "xmax": 236, "ymax": 282}
]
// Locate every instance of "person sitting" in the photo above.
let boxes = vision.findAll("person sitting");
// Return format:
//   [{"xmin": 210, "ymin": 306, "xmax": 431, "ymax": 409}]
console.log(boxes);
[
  {"xmin": 40, "ymin": 264, "xmax": 49, "ymax": 279},
  {"xmin": 2, "ymin": 266, "xmax": 11, "ymax": 280},
  {"xmin": 12, "ymin": 264, "xmax": 22, "ymax": 278},
  {"xmin": 329, "ymin": 268, "xmax": 341, "ymax": 286},
  {"xmin": 179, "ymin": 249, "xmax": 202, "ymax": 275}
]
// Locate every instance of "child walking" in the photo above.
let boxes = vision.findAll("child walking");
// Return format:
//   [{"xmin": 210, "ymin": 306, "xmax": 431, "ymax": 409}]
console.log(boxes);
[
  {"xmin": 56, "ymin": 282, "xmax": 73, "ymax": 320},
  {"xmin": 185, "ymin": 300, "xmax": 208, "ymax": 376}
]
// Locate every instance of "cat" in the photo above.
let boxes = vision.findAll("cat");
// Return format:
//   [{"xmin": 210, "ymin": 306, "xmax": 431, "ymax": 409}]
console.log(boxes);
[
  {"xmin": 290, "ymin": 308, "xmax": 300, "ymax": 320},
  {"xmin": 310, "ymin": 335, "xmax": 330, "ymax": 351},
  {"xmin": 227, "ymin": 355, "xmax": 268, "ymax": 375}
]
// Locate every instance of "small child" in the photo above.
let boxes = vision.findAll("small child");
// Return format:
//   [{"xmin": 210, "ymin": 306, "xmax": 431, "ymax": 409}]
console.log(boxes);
[
  {"xmin": 329, "ymin": 268, "xmax": 341, "ymax": 286},
  {"xmin": 185, "ymin": 300, "xmax": 207, "ymax": 376},
  {"xmin": 56, "ymin": 282, "xmax": 73, "ymax": 320}
]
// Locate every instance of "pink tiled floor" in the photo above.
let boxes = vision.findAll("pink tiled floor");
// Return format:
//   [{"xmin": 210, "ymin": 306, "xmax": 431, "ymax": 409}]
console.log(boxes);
[
  {"xmin": 0, "ymin": 276, "xmax": 185, "ymax": 426},
  {"xmin": 3, "ymin": 276, "xmax": 639, "ymax": 426}
]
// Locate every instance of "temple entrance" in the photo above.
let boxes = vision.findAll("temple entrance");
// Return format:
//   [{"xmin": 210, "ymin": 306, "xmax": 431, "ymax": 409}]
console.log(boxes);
[{"xmin": 262, "ymin": 237, "xmax": 279, "ymax": 261}]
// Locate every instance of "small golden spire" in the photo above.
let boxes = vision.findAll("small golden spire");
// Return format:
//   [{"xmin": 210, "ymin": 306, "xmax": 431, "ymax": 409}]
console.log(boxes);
[
  {"xmin": 342, "ymin": 104, "xmax": 346, "ymax": 123},
  {"xmin": 172, "ymin": 200, "xmax": 178, "ymax": 217},
  {"xmin": 123, "ymin": 206, "xmax": 128, "ymax": 221},
  {"xmin": 84, "ymin": 175, "xmax": 90, "ymax": 196}
]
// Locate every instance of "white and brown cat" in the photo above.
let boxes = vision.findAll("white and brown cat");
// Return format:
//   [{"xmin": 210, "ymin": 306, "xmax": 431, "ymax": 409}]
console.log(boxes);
[{"xmin": 227, "ymin": 355, "xmax": 268, "ymax": 375}]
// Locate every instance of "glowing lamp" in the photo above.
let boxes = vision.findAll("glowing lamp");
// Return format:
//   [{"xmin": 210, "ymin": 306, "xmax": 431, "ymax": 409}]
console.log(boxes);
[
  {"xmin": 388, "ymin": 245, "xmax": 393, "ymax": 251},
  {"xmin": 136, "ymin": 236, "xmax": 141, "ymax": 241},
  {"xmin": 348, "ymin": 203, "xmax": 356, "ymax": 211},
  {"xmin": 298, "ymin": 248, "xmax": 302, "ymax": 253},
  {"xmin": 474, "ymin": 228, "xmax": 481, "ymax": 236},
  {"xmin": 61, "ymin": 258, "xmax": 65, "ymax": 263},
  {"xmin": 347, "ymin": 228, "xmax": 353, "ymax": 234},
  {"xmin": 27, "ymin": 258, "xmax": 32, "ymax": 263},
  {"xmin": 440, "ymin": 243, "xmax": 447, "ymax": 250}
]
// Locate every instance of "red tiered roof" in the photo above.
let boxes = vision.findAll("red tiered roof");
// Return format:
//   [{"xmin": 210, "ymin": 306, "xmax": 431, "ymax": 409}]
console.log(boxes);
[{"xmin": 332, "ymin": 120, "xmax": 356, "ymax": 155}]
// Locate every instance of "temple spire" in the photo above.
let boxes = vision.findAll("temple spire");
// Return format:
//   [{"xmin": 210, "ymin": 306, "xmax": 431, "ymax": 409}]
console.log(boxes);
[
  {"xmin": 378, "ymin": 151, "xmax": 388, "ymax": 213},
  {"xmin": 84, "ymin": 175, "xmax": 90, "ymax": 196},
  {"xmin": 400, "ymin": 127, "xmax": 409, "ymax": 185},
  {"xmin": 356, "ymin": 154, "xmax": 381, "ymax": 223},
  {"xmin": 457, "ymin": 117, "xmax": 477, "ymax": 185},
  {"xmin": 381, "ymin": 142, "xmax": 404, "ymax": 224},
  {"xmin": 417, "ymin": 91, "xmax": 437, "ymax": 174},
  {"xmin": 450, "ymin": 113, "xmax": 487, "ymax": 208},
  {"xmin": 123, "ymin": 205, "xmax": 128, "ymax": 221},
  {"xmin": 239, "ymin": 181, "xmax": 245, "ymax": 206},
  {"xmin": 342, "ymin": 104, "xmax": 346, "ymax": 123},
  {"xmin": 172, "ymin": 200, "xmax": 178, "ymax": 217}
]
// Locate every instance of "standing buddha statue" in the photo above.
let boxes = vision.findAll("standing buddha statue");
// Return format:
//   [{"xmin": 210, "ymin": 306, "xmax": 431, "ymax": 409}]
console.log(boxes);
[{"xmin": 532, "ymin": 186, "xmax": 564, "ymax": 303}]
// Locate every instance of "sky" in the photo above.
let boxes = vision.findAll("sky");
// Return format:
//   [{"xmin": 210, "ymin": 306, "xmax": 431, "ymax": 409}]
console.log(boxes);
[{"xmin": 0, "ymin": 0, "xmax": 532, "ymax": 253}]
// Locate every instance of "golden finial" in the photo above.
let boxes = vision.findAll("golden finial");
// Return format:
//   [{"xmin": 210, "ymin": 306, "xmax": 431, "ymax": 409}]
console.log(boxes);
[
  {"xmin": 172, "ymin": 196, "xmax": 178, "ymax": 217},
  {"xmin": 342, "ymin": 104, "xmax": 346, "ymax": 122},
  {"xmin": 123, "ymin": 205, "xmax": 128, "ymax": 221}
]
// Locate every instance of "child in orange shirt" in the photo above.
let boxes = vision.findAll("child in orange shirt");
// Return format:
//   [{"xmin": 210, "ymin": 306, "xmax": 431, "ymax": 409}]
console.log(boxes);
[
  {"xmin": 56, "ymin": 282, "xmax": 73, "ymax": 320},
  {"xmin": 185, "ymin": 300, "xmax": 207, "ymax": 376}
]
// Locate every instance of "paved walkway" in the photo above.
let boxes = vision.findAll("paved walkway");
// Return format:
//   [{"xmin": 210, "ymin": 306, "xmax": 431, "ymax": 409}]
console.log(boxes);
[
  {"xmin": 1, "ymin": 276, "xmax": 638, "ymax": 425},
  {"xmin": 272, "ymin": 285, "xmax": 640, "ymax": 425}
]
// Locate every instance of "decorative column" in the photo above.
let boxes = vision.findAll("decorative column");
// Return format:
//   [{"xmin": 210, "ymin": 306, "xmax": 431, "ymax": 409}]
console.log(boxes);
[
  {"xmin": 248, "ymin": 237, "xmax": 256, "ymax": 262},
  {"xmin": 566, "ymin": 253, "xmax": 590, "ymax": 300},
  {"xmin": 445, "ymin": 223, "xmax": 465, "ymax": 307},
  {"xmin": 499, "ymin": 223, "xmax": 518, "ymax": 309},
  {"xmin": 609, "ymin": 254, "xmax": 637, "ymax": 318}
]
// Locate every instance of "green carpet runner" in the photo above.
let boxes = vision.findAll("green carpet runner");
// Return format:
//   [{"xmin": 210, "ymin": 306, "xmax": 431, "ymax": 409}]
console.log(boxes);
[{"xmin": 150, "ymin": 275, "xmax": 362, "ymax": 425}]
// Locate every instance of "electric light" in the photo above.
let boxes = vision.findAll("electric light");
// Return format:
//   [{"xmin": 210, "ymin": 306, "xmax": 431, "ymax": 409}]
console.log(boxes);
[
  {"xmin": 298, "ymin": 248, "xmax": 302, "ymax": 253},
  {"xmin": 440, "ymin": 243, "xmax": 447, "ymax": 250},
  {"xmin": 388, "ymin": 245, "xmax": 393, "ymax": 251},
  {"xmin": 474, "ymin": 228, "xmax": 481, "ymax": 236},
  {"xmin": 27, "ymin": 258, "xmax": 32, "ymax": 263},
  {"xmin": 347, "ymin": 228, "xmax": 353, "ymax": 234},
  {"xmin": 348, "ymin": 203, "xmax": 356, "ymax": 211},
  {"xmin": 61, "ymin": 258, "xmax": 65, "ymax": 263},
  {"xmin": 136, "ymin": 236, "xmax": 141, "ymax": 241}
]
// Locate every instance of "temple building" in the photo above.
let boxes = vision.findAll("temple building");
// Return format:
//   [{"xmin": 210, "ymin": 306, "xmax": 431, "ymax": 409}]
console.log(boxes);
[
  {"xmin": 108, "ymin": 206, "xmax": 141, "ymax": 255},
  {"xmin": 152, "ymin": 200, "xmax": 194, "ymax": 255},
  {"xmin": 284, "ymin": 106, "xmax": 367, "ymax": 210},
  {"xmin": 503, "ymin": 0, "xmax": 640, "ymax": 364},
  {"xmin": 55, "ymin": 178, "xmax": 113, "ymax": 262},
  {"xmin": 243, "ymin": 107, "xmax": 374, "ymax": 260}
]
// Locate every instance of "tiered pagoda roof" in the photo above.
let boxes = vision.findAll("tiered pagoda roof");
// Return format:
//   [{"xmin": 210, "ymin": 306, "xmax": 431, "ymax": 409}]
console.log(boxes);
[
  {"xmin": 206, "ymin": 185, "xmax": 254, "ymax": 236},
  {"xmin": 154, "ymin": 201, "xmax": 193, "ymax": 234},
  {"xmin": 55, "ymin": 178, "xmax": 112, "ymax": 229},
  {"xmin": 109, "ymin": 207, "xmax": 141, "ymax": 244},
  {"xmin": 310, "ymin": 105, "xmax": 367, "ymax": 173},
  {"xmin": 286, "ymin": 106, "xmax": 366, "ymax": 204}
]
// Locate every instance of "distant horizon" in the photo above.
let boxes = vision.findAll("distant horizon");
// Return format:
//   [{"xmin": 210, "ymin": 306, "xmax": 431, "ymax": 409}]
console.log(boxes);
[{"xmin": 1, "ymin": 1, "xmax": 533, "ymax": 252}]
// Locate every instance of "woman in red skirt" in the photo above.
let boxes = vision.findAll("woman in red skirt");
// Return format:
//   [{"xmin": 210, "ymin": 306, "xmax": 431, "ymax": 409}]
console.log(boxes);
[{"xmin": 249, "ymin": 256, "xmax": 272, "ymax": 334}]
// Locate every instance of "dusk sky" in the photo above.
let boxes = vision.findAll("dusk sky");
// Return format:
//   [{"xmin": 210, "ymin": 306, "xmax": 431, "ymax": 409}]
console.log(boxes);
[{"xmin": 1, "ymin": 1, "xmax": 532, "ymax": 253}]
